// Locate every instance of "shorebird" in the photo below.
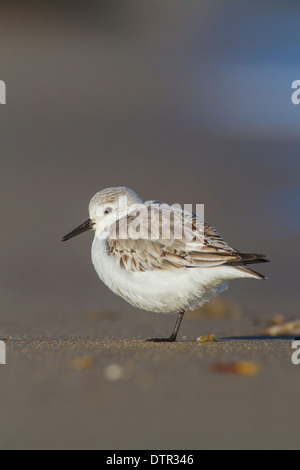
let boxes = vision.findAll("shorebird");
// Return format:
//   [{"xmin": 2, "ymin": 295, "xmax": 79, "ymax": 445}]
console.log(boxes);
[{"xmin": 62, "ymin": 187, "xmax": 268, "ymax": 341}]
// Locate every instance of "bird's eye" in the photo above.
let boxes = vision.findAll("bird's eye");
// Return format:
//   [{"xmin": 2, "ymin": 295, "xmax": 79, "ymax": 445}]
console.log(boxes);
[{"xmin": 104, "ymin": 207, "xmax": 112, "ymax": 215}]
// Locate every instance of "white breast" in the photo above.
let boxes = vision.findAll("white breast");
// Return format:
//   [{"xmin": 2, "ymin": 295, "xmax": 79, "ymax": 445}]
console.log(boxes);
[{"xmin": 91, "ymin": 234, "xmax": 253, "ymax": 314}]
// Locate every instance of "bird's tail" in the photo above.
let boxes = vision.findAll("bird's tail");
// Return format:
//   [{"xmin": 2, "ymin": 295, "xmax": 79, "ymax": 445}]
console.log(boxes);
[{"xmin": 227, "ymin": 252, "xmax": 269, "ymax": 279}]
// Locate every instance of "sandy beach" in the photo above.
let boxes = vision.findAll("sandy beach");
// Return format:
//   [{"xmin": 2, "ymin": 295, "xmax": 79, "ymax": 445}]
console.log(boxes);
[{"xmin": 1, "ymin": 311, "xmax": 300, "ymax": 450}]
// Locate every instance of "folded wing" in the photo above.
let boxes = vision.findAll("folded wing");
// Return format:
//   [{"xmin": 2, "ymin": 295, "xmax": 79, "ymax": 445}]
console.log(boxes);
[{"xmin": 106, "ymin": 203, "xmax": 268, "ymax": 274}]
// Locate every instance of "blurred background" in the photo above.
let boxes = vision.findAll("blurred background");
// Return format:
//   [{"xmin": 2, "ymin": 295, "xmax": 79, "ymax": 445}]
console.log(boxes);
[
  {"xmin": 0, "ymin": 0, "xmax": 300, "ymax": 449},
  {"xmin": 1, "ymin": 0, "xmax": 299, "ymax": 336}
]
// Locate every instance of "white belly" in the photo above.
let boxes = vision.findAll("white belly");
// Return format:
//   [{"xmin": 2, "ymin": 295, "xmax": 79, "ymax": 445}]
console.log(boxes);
[{"xmin": 91, "ymin": 235, "xmax": 250, "ymax": 314}]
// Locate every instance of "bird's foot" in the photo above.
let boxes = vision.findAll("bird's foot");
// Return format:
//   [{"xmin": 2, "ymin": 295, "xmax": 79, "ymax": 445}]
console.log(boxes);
[{"xmin": 145, "ymin": 335, "xmax": 177, "ymax": 343}]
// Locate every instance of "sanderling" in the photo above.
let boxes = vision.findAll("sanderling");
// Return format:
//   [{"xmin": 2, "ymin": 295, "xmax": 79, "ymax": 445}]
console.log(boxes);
[{"xmin": 62, "ymin": 187, "xmax": 269, "ymax": 342}]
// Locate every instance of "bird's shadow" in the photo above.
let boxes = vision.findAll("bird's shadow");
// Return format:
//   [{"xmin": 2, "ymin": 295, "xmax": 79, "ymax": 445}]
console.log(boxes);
[{"xmin": 217, "ymin": 335, "xmax": 299, "ymax": 341}]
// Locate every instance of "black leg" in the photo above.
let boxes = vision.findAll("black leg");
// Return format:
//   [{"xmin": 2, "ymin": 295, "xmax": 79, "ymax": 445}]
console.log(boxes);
[{"xmin": 146, "ymin": 311, "xmax": 185, "ymax": 342}]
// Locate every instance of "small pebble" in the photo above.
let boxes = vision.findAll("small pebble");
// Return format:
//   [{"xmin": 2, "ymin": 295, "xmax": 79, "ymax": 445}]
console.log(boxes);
[
  {"xmin": 197, "ymin": 334, "xmax": 216, "ymax": 343},
  {"xmin": 71, "ymin": 356, "xmax": 95, "ymax": 370},
  {"xmin": 211, "ymin": 361, "xmax": 261, "ymax": 375},
  {"xmin": 104, "ymin": 364, "xmax": 125, "ymax": 381}
]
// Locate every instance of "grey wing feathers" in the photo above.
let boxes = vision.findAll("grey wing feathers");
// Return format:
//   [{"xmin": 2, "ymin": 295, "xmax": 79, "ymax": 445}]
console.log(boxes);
[
  {"xmin": 228, "ymin": 252, "xmax": 269, "ymax": 265},
  {"xmin": 106, "ymin": 204, "xmax": 269, "ymax": 273}
]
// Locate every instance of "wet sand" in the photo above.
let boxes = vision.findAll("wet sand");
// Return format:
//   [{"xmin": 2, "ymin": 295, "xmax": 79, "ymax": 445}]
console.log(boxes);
[{"xmin": 1, "ymin": 318, "xmax": 299, "ymax": 450}]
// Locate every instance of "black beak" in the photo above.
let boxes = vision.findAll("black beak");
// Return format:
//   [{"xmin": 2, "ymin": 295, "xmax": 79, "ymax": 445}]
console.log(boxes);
[{"xmin": 61, "ymin": 218, "xmax": 94, "ymax": 242}]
